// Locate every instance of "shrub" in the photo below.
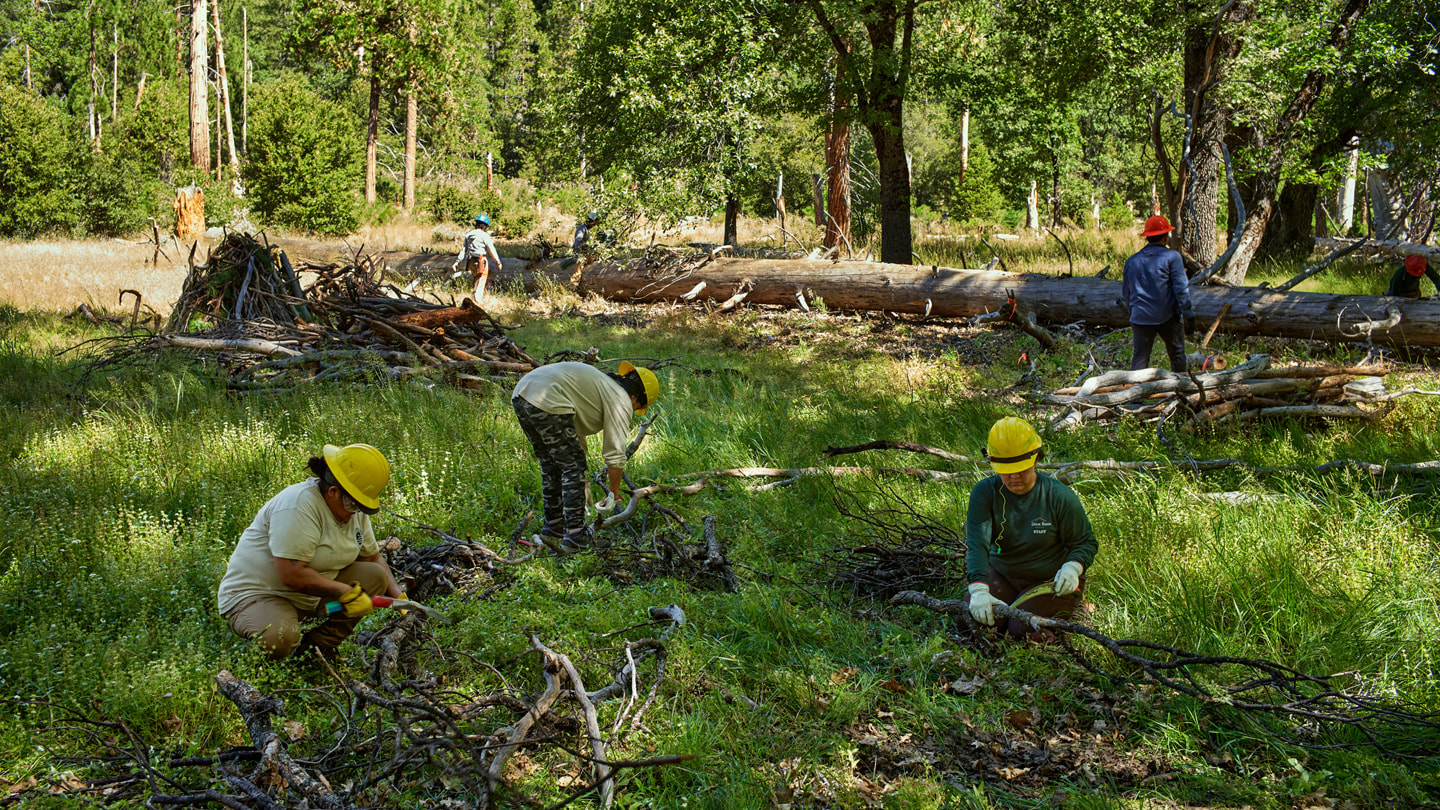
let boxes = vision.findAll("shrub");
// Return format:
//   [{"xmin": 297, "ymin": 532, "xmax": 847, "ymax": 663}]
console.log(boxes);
[
  {"xmin": 429, "ymin": 184, "xmax": 501, "ymax": 226},
  {"xmin": 243, "ymin": 75, "xmax": 361, "ymax": 235},
  {"xmin": 1100, "ymin": 191, "xmax": 1136, "ymax": 230},
  {"xmin": 0, "ymin": 83, "xmax": 83, "ymax": 237}
]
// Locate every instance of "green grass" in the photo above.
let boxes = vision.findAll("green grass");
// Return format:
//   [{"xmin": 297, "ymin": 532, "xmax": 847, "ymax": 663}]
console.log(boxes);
[{"xmin": 0, "ymin": 274, "xmax": 1438, "ymax": 808}]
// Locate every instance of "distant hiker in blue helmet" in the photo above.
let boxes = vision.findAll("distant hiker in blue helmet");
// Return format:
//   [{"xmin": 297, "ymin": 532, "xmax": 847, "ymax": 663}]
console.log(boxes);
[
  {"xmin": 573, "ymin": 211, "xmax": 600, "ymax": 255},
  {"xmin": 454, "ymin": 214, "xmax": 502, "ymax": 301}
]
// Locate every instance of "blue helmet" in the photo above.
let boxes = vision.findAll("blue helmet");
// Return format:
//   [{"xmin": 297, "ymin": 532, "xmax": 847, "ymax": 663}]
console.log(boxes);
[{"xmin": 474, "ymin": 214, "xmax": 490, "ymax": 227}]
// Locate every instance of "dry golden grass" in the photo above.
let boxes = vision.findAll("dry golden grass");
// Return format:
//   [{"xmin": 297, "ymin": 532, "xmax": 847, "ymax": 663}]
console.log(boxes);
[{"xmin": 0, "ymin": 239, "xmax": 190, "ymax": 315}]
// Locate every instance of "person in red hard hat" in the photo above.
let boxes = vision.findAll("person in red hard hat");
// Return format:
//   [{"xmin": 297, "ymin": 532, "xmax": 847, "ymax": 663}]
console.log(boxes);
[
  {"xmin": 1384, "ymin": 254, "xmax": 1440, "ymax": 299},
  {"xmin": 1122, "ymin": 215, "xmax": 1194, "ymax": 372}
]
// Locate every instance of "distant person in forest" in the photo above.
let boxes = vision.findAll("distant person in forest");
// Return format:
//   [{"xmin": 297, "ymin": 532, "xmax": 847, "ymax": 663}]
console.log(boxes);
[
  {"xmin": 512, "ymin": 362, "xmax": 658, "ymax": 555},
  {"xmin": 1122, "ymin": 215, "xmax": 1195, "ymax": 372},
  {"xmin": 1384, "ymin": 254, "xmax": 1440, "ymax": 299},
  {"xmin": 963, "ymin": 417, "xmax": 1098, "ymax": 641},
  {"xmin": 217, "ymin": 444, "xmax": 402, "ymax": 662},
  {"xmin": 454, "ymin": 214, "xmax": 502, "ymax": 301},
  {"xmin": 573, "ymin": 211, "xmax": 600, "ymax": 255}
]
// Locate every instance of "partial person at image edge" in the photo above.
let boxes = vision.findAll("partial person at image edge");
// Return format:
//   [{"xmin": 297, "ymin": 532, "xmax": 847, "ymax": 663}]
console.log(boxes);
[
  {"xmin": 1384, "ymin": 253, "xmax": 1440, "ymax": 299},
  {"xmin": 963, "ymin": 417, "xmax": 1098, "ymax": 642},
  {"xmin": 217, "ymin": 444, "xmax": 404, "ymax": 663}
]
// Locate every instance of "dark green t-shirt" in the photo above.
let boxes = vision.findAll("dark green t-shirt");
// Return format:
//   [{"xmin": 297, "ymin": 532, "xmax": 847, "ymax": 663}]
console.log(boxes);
[{"xmin": 965, "ymin": 473, "xmax": 1098, "ymax": 584}]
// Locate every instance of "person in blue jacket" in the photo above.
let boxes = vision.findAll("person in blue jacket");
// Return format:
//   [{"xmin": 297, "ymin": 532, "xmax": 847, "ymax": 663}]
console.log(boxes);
[{"xmin": 1122, "ymin": 215, "xmax": 1194, "ymax": 372}]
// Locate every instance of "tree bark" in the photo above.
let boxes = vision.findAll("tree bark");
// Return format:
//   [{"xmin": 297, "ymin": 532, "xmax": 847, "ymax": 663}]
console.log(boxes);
[
  {"xmin": 404, "ymin": 69, "xmax": 417, "ymax": 211},
  {"xmin": 365, "ymin": 69, "xmax": 381, "ymax": 205},
  {"xmin": 189, "ymin": 0, "xmax": 210, "ymax": 170},
  {"xmin": 723, "ymin": 194, "xmax": 739, "ymax": 247},
  {"xmin": 577, "ymin": 256, "xmax": 1440, "ymax": 347},
  {"xmin": 1216, "ymin": 0, "xmax": 1369, "ymax": 285},
  {"xmin": 1179, "ymin": 1, "xmax": 1248, "ymax": 267},
  {"xmin": 212, "ymin": 0, "xmax": 241, "ymax": 191},
  {"xmin": 1258, "ymin": 182, "xmax": 1317, "ymax": 261},
  {"xmin": 823, "ymin": 118, "xmax": 851, "ymax": 255}
]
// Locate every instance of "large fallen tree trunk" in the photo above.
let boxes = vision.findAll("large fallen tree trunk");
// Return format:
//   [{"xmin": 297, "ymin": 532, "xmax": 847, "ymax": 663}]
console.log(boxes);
[
  {"xmin": 577, "ymin": 254, "xmax": 1440, "ymax": 347},
  {"xmin": 1313, "ymin": 237, "xmax": 1439, "ymax": 264}
]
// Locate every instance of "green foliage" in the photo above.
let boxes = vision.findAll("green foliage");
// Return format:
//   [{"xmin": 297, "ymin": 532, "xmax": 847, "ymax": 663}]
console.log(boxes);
[
  {"xmin": 1100, "ymin": 191, "xmax": 1135, "ymax": 231},
  {"xmin": 0, "ymin": 83, "xmax": 82, "ymax": 237},
  {"xmin": 0, "ymin": 289, "xmax": 1439, "ymax": 803},
  {"xmin": 243, "ymin": 75, "xmax": 362, "ymax": 235},
  {"xmin": 429, "ymin": 184, "xmax": 501, "ymax": 226}
]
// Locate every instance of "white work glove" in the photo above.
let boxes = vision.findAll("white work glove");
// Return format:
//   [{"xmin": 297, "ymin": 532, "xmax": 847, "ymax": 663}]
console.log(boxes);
[
  {"xmin": 967, "ymin": 582, "xmax": 1005, "ymax": 626},
  {"xmin": 451, "ymin": 259, "xmax": 460, "ymax": 272},
  {"xmin": 595, "ymin": 492, "xmax": 617, "ymax": 513},
  {"xmin": 1053, "ymin": 561, "xmax": 1084, "ymax": 596}
]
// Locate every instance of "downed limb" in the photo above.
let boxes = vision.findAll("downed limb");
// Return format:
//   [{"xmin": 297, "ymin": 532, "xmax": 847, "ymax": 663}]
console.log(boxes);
[{"xmin": 890, "ymin": 591, "xmax": 1440, "ymax": 757}]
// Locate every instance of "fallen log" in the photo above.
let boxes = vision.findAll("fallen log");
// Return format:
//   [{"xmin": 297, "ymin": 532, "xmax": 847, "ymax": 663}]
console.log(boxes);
[
  {"xmin": 1313, "ymin": 237, "xmax": 1439, "ymax": 264},
  {"xmin": 577, "ymin": 254, "xmax": 1440, "ymax": 347}
]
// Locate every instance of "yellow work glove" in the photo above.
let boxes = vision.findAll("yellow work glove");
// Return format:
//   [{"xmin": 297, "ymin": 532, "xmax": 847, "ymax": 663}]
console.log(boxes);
[
  {"xmin": 326, "ymin": 582, "xmax": 372, "ymax": 619},
  {"xmin": 1053, "ymin": 561, "xmax": 1084, "ymax": 596},
  {"xmin": 967, "ymin": 582, "xmax": 1005, "ymax": 626},
  {"xmin": 397, "ymin": 591, "xmax": 409, "ymax": 616}
]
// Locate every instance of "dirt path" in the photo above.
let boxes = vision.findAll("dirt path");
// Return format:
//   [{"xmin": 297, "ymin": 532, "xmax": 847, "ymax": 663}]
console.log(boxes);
[{"xmin": 0, "ymin": 239, "xmax": 190, "ymax": 315}]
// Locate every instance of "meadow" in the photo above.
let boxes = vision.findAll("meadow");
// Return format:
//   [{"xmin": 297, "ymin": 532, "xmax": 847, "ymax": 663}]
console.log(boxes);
[{"xmin": 0, "ymin": 235, "xmax": 1437, "ymax": 809}]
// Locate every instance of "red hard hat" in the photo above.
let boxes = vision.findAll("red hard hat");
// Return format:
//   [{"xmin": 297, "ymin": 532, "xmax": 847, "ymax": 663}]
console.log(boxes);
[
  {"xmin": 1405, "ymin": 254, "xmax": 1427, "ymax": 277},
  {"xmin": 1141, "ymin": 215, "xmax": 1174, "ymax": 238}
]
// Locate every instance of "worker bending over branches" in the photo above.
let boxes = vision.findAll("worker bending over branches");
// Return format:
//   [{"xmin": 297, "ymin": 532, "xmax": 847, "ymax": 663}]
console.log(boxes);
[
  {"xmin": 965, "ymin": 418, "xmax": 1098, "ymax": 641},
  {"xmin": 217, "ymin": 444, "xmax": 403, "ymax": 661},
  {"xmin": 1385, "ymin": 253, "xmax": 1440, "ymax": 299},
  {"xmin": 512, "ymin": 361, "xmax": 659, "ymax": 554}
]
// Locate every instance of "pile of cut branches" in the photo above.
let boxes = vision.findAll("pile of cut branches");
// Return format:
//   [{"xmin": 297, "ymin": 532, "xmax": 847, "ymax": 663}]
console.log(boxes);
[
  {"xmin": 820, "ymin": 486, "xmax": 966, "ymax": 598},
  {"xmin": 600, "ymin": 513, "xmax": 741, "ymax": 592},
  {"xmin": 1044, "ymin": 354, "xmax": 1433, "ymax": 431},
  {"xmin": 86, "ymin": 233, "xmax": 539, "ymax": 394},
  {"xmin": 25, "ymin": 607, "xmax": 690, "ymax": 809}
]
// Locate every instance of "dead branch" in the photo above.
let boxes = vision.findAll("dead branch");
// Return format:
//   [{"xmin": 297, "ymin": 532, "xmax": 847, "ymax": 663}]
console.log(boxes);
[{"xmin": 891, "ymin": 590, "xmax": 1440, "ymax": 757}]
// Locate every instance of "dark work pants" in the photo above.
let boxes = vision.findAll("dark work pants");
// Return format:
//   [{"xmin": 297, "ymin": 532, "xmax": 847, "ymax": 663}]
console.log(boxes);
[
  {"xmin": 962, "ymin": 568, "xmax": 1085, "ymax": 641},
  {"xmin": 513, "ymin": 396, "xmax": 590, "ymax": 540},
  {"xmin": 1130, "ymin": 317, "xmax": 1188, "ymax": 372}
]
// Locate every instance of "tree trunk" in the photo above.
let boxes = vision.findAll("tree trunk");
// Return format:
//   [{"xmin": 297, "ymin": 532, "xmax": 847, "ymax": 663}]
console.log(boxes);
[
  {"xmin": 211, "ymin": 0, "xmax": 241, "ymax": 192},
  {"xmin": 404, "ymin": 68, "xmax": 417, "ymax": 211},
  {"xmin": 189, "ymin": 0, "xmax": 210, "ymax": 170},
  {"xmin": 959, "ymin": 106, "xmax": 969, "ymax": 183},
  {"xmin": 365, "ymin": 69, "xmax": 380, "ymax": 205},
  {"xmin": 175, "ymin": 185, "xmax": 205, "ymax": 239},
  {"xmin": 578, "ymin": 256, "xmax": 1440, "ymax": 347},
  {"xmin": 1257, "ymin": 182, "xmax": 1317, "ymax": 261},
  {"xmin": 1339, "ymin": 139, "xmax": 1359, "ymax": 232},
  {"xmin": 1178, "ymin": 1, "xmax": 1249, "ymax": 267},
  {"xmin": 1367, "ymin": 169, "xmax": 1406, "ymax": 240},
  {"xmin": 823, "ymin": 118, "xmax": 851, "ymax": 255},
  {"xmin": 723, "ymin": 195, "xmax": 739, "ymax": 247},
  {"xmin": 870, "ymin": 115, "xmax": 912, "ymax": 263},
  {"xmin": 1214, "ymin": 0, "xmax": 1369, "ymax": 285},
  {"xmin": 1025, "ymin": 180, "xmax": 1039, "ymax": 232}
]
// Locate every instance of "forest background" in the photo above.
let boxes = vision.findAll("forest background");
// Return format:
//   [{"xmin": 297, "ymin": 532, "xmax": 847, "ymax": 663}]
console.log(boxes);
[{"xmin": 2, "ymin": 0, "xmax": 1437, "ymax": 283}]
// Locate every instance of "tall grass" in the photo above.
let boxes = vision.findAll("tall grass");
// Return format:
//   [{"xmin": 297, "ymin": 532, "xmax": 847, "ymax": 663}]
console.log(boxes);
[{"xmin": 0, "ymin": 291, "xmax": 1437, "ymax": 807}]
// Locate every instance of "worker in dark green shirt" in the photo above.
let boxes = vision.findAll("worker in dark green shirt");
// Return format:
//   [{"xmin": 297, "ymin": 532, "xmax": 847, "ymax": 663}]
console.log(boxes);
[
  {"xmin": 1384, "ymin": 254, "xmax": 1440, "ymax": 299},
  {"xmin": 965, "ymin": 417, "xmax": 1098, "ymax": 639}
]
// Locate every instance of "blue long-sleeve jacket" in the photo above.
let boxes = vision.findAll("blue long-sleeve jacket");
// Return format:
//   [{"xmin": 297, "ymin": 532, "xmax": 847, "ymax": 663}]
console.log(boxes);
[{"xmin": 1122, "ymin": 243, "xmax": 1192, "ymax": 325}]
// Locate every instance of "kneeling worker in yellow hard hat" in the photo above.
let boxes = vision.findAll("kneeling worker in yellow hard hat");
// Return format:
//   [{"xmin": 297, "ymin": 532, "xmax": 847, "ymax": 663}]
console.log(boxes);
[
  {"xmin": 217, "ymin": 444, "xmax": 404, "ymax": 662},
  {"xmin": 512, "ymin": 361, "xmax": 659, "ymax": 554},
  {"xmin": 964, "ymin": 417, "xmax": 1097, "ymax": 640}
]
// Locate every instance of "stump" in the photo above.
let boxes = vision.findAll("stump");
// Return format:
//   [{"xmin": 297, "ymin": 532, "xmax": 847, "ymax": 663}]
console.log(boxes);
[{"xmin": 174, "ymin": 185, "xmax": 205, "ymax": 240}]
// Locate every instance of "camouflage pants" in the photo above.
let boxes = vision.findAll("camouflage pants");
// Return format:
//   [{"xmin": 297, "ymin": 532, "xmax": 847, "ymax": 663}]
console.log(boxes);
[{"xmin": 513, "ymin": 396, "xmax": 589, "ymax": 539}]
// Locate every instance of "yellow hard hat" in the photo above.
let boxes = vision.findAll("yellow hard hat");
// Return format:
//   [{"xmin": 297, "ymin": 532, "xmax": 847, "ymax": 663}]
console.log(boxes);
[
  {"xmin": 618, "ymin": 361, "xmax": 660, "ymax": 415},
  {"xmin": 985, "ymin": 417, "xmax": 1042, "ymax": 474},
  {"xmin": 323, "ymin": 443, "xmax": 390, "ymax": 512}
]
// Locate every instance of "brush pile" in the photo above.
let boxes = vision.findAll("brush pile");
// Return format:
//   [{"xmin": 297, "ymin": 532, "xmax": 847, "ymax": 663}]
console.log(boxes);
[
  {"xmin": 1045, "ymin": 354, "xmax": 1417, "ymax": 431},
  {"xmin": 117, "ymin": 233, "xmax": 539, "ymax": 393}
]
